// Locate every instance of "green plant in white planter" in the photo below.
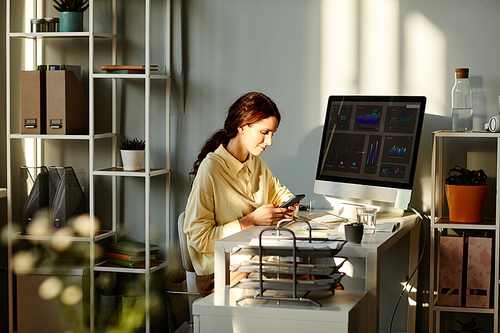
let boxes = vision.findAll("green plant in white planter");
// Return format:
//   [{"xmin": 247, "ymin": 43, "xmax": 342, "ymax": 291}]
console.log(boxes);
[
  {"xmin": 53, "ymin": 0, "xmax": 89, "ymax": 32},
  {"xmin": 119, "ymin": 138, "xmax": 146, "ymax": 171}
]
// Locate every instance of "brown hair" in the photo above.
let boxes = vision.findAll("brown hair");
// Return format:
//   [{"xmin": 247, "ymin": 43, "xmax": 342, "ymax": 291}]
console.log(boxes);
[{"xmin": 189, "ymin": 92, "xmax": 281, "ymax": 180}]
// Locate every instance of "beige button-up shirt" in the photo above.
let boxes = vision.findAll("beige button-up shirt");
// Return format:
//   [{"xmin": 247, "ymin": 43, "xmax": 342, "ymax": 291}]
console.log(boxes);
[{"xmin": 184, "ymin": 145, "xmax": 293, "ymax": 275}]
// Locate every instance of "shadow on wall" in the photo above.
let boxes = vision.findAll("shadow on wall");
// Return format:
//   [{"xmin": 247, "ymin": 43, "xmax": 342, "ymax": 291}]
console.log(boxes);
[{"xmin": 411, "ymin": 113, "xmax": 451, "ymax": 213}]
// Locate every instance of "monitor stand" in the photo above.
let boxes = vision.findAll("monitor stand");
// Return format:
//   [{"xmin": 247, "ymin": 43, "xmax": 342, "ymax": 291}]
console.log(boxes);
[{"xmin": 325, "ymin": 196, "xmax": 404, "ymax": 220}]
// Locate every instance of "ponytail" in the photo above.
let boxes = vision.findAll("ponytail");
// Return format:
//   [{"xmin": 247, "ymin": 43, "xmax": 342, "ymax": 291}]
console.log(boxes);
[{"xmin": 189, "ymin": 129, "xmax": 229, "ymax": 180}]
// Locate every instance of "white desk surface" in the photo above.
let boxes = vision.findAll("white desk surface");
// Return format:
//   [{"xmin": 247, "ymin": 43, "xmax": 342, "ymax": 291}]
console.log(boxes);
[
  {"xmin": 193, "ymin": 286, "xmax": 368, "ymax": 333},
  {"xmin": 0, "ymin": 188, "xmax": 6, "ymax": 199},
  {"xmin": 215, "ymin": 212, "xmax": 419, "ymax": 260}
]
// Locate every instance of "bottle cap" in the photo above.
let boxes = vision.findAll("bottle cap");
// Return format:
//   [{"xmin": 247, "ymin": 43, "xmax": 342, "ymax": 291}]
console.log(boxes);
[{"xmin": 455, "ymin": 68, "xmax": 469, "ymax": 78}]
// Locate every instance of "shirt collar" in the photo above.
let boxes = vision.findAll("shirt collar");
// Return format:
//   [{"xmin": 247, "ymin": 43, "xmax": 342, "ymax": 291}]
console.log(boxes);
[{"xmin": 214, "ymin": 145, "xmax": 254, "ymax": 176}]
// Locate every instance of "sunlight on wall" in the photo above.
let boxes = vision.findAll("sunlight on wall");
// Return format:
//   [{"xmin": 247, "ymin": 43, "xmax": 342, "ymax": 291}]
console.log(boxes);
[
  {"xmin": 404, "ymin": 12, "xmax": 447, "ymax": 116},
  {"xmin": 360, "ymin": 0, "xmax": 399, "ymax": 94},
  {"xmin": 321, "ymin": 1, "xmax": 446, "ymax": 115},
  {"xmin": 320, "ymin": 0, "xmax": 358, "ymax": 107}
]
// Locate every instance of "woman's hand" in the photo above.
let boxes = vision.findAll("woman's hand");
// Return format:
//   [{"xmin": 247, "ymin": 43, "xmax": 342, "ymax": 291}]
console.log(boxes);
[
  {"xmin": 238, "ymin": 204, "xmax": 290, "ymax": 230},
  {"xmin": 280, "ymin": 200, "xmax": 300, "ymax": 219}
]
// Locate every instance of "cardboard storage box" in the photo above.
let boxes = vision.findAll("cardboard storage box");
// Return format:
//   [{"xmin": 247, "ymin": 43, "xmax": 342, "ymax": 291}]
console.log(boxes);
[
  {"xmin": 21, "ymin": 70, "xmax": 46, "ymax": 134},
  {"xmin": 16, "ymin": 263, "xmax": 89, "ymax": 333},
  {"xmin": 437, "ymin": 236, "xmax": 464, "ymax": 307},
  {"xmin": 46, "ymin": 70, "xmax": 88, "ymax": 135},
  {"xmin": 466, "ymin": 237, "xmax": 492, "ymax": 308}
]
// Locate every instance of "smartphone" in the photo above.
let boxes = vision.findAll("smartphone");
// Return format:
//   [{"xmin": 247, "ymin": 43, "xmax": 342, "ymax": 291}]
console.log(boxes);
[{"xmin": 279, "ymin": 194, "xmax": 305, "ymax": 208}]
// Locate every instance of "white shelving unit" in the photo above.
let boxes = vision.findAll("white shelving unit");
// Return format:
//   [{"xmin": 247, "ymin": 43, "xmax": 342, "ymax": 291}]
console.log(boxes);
[
  {"xmin": 6, "ymin": 1, "xmax": 171, "ymax": 332},
  {"xmin": 429, "ymin": 130, "xmax": 500, "ymax": 332}
]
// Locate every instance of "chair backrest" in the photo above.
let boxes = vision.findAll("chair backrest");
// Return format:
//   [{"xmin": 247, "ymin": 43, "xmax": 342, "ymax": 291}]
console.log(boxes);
[{"xmin": 178, "ymin": 211, "xmax": 195, "ymax": 273}]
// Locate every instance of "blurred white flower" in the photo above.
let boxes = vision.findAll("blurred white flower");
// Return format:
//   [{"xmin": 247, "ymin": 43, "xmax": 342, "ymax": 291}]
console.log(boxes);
[
  {"xmin": 61, "ymin": 285, "xmax": 83, "ymax": 306},
  {"xmin": 38, "ymin": 276, "xmax": 63, "ymax": 300},
  {"xmin": 51, "ymin": 228, "xmax": 73, "ymax": 252}
]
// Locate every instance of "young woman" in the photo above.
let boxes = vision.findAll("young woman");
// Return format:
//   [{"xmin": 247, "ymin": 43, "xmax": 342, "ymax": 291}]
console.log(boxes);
[{"xmin": 184, "ymin": 92, "xmax": 297, "ymax": 297}]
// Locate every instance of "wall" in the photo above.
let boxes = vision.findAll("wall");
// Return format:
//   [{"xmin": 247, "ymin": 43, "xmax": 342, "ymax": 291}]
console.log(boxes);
[{"xmin": 169, "ymin": 0, "xmax": 500, "ymax": 332}]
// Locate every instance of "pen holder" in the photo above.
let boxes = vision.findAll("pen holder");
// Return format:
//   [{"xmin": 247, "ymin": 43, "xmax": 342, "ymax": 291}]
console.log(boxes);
[{"xmin": 344, "ymin": 223, "xmax": 364, "ymax": 244}]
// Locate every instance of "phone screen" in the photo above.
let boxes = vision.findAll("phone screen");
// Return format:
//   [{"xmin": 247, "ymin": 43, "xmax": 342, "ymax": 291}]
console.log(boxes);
[{"xmin": 279, "ymin": 194, "xmax": 305, "ymax": 208}]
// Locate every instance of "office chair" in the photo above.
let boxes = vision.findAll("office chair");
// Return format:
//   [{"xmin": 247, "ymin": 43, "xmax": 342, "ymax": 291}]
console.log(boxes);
[
  {"xmin": 178, "ymin": 212, "xmax": 198, "ymax": 294},
  {"xmin": 177, "ymin": 212, "xmax": 200, "ymax": 320}
]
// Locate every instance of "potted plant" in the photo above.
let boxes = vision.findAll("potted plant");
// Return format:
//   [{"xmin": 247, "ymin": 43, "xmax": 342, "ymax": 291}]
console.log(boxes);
[
  {"xmin": 445, "ymin": 165, "xmax": 488, "ymax": 223},
  {"xmin": 53, "ymin": 0, "xmax": 89, "ymax": 32},
  {"xmin": 119, "ymin": 138, "xmax": 145, "ymax": 171}
]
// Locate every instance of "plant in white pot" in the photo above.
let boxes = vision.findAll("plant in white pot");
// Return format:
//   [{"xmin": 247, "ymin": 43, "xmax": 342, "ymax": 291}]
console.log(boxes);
[
  {"xmin": 53, "ymin": 0, "xmax": 89, "ymax": 32},
  {"xmin": 119, "ymin": 138, "xmax": 145, "ymax": 171}
]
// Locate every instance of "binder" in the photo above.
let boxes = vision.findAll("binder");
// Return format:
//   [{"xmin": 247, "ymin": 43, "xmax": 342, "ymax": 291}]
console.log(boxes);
[
  {"xmin": 466, "ymin": 237, "xmax": 492, "ymax": 308},
  {"xmin": 50, "ymin": 166, "xmax": 86, "ymax": 232},
  {"xmin": 437, "ymin": 236, "xmax": 464, "ymax": 306},
  {"xmin": 46, "ymin": 70, "xmax": 88, "ymax": 134},
  {"xmin": 21, "ymin": 70, "xmax": 46, "ymax": 134}
]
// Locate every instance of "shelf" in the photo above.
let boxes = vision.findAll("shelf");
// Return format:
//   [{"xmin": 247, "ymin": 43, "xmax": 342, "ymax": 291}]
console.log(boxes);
[
  {"xmin": 94, "ymin": 260, "xmax": 168, "ymax": 274},
  {"xmin": 430, "ymin": 131, "xmax": 500, "ymax": 332},
  {"xmin": 12, "ymin": 230, "xmax": 116, "ymax": 242},
  {"xmin": 10, "ymin": 32, "xmax": 115, "ymax": 39},
  {"xmin": 433, "ymin": 305, "xmax": 495, "ymax": 314},
  {"xmin": 93, "ymin": 73, "xmax": 170, "ymax": 80},
  {"xmin": 434, "ymin": 130, "xmax": 500, "ymax": 138},
  {"xmin": 10, "ymin": 132, "xmax": 116, "ymax": 140},
  {"xmin": 94, "ymin": 167, "xmax": 170, "ymax": 177},
  {"xmin": 434, "ymin": 218, "xmax": 496, "ymax": 230}
]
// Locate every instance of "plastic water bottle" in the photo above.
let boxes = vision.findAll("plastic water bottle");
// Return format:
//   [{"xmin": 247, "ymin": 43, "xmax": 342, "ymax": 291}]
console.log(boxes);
[{"xmin": 452, "ymin": 68, "xmax": 473, "ymax": 132}]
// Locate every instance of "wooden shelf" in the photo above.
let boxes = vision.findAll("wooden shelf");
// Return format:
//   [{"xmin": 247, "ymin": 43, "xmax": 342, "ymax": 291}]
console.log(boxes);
[
  {"xmin": 94, "ymin": 167, "xmax": 170, "ymax": 177},
  {"xmin": 434, "ymin": 217, "xmax": 496, "ymax": 230},
  {"xmin": 10, "ymin": 32, "xmax": 115, "ymax": 39},
  {"xmin": 94, "ymin": 260, "xmax": 168, "ymax": 274}
]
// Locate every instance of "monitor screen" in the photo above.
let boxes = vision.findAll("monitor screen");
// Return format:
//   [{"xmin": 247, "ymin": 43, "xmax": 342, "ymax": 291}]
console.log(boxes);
[{"xmin": 314, "ymin": 95, "xmax": 426, "ymax": 212}]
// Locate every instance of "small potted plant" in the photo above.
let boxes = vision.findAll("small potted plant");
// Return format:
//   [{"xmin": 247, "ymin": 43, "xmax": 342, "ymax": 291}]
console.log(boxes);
[
  {"xmin": 445, "ymin": 165, "xmax": 488, "ymax": 223},
  {"xmin": 119, "ymin": 138, "xmax": 145, "ymax": 171},
  {"xmin": 53, "ymin": 0, "xmax": 89, "ymax": 32}
]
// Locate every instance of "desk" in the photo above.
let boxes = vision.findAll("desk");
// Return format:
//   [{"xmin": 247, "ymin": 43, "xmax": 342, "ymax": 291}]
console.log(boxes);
[
  {"xmin": 193, "ymin": 286, "xmax": 368, "ymax": 333},
  {"xmin": 214, "ymin": 213, "xmax": 421, "ymax": 333}
]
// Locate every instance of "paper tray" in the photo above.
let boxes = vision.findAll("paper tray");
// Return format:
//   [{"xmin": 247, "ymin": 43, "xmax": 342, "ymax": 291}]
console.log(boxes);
[
  {"xmin": 231, "ymin": 275, "xmax": 345, "ymax": 292},
  {"xmin": 231, "ymin": 240, "xmax": 347, "ymax": 258},
  {"xmin": 231, "ymin": 258, "xmax": 347, "ymax": 276}
]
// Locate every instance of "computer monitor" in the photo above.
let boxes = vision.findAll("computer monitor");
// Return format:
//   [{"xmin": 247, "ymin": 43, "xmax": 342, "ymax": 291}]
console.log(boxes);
[{"xmin": 314, "ymin": 95, "xmax": 426, "ymax": 218}]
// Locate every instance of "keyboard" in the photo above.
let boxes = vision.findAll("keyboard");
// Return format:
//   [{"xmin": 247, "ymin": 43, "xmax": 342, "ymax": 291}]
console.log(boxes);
[{"xmin": 299, "ymin": 211, "xmax": 348, "ymax": 224}]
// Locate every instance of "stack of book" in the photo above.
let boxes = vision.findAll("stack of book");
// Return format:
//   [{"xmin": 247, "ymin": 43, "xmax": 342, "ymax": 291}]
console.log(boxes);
[
  {"xmin": 105, "ymin": 241, "xmax": 160, "ymax": 268},
  {"xmin": 101, "ymin": 65, "xmax": 159, "ymax": 74}
]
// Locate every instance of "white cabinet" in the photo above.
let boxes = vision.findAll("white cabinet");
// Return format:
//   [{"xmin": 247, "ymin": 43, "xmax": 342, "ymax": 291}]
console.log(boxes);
[
  {"xmin": 6, "ymin": 1, "xmax": 171, "ymax": 332},
  {"xmin": 429, "ymin": 130, "xmax": 500, "ymax": 332}
]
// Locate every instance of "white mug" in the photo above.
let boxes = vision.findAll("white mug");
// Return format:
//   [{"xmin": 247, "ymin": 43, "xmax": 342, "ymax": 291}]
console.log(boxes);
[{"xmin": 488, "ymin": 116, "xmax": 500, "ymax": 132}]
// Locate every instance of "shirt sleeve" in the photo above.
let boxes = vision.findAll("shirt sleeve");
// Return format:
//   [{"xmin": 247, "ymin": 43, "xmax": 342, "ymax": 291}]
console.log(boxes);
[{"xmin": 184, "ymin": 183, "xmax": 241, "ymax": 256}]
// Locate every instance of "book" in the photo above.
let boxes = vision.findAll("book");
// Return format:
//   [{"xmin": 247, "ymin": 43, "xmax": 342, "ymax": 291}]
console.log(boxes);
[
  {"xmin": 105, "ymin": 69, "xmax": 145, "ymax": 74},
  {"xmin": 107, "ymin": 241, "xmax": 159, "ymax": 253},
  {"xmin": 100, "ymin": 65, "xmax": 158, "ymax": 71},
  {"xmin": 108, "ymin": 257, "xmax": 160, "ymax": 268},
  {"xmin": 105, "ymin": 251, "xmax": 157, "ymax": 262}
]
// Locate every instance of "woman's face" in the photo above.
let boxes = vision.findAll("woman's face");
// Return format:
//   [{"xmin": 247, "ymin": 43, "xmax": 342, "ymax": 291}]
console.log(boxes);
[{"xmin": 239, "ymin": 116, "xmax": 278, "ymax": 157}]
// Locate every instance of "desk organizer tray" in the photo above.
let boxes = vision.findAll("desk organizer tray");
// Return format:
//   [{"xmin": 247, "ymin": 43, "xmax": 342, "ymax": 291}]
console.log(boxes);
[
  {"xmin": 232, "ymin": 239, "xmax": 347, "ymax": 258},
  {"xmin": 231, "ymin": 274, "xmax": 345, "ymax": 292},
  {"xmin": 231, "ymin": 257, "xmax": 347, "ymax": 276}
]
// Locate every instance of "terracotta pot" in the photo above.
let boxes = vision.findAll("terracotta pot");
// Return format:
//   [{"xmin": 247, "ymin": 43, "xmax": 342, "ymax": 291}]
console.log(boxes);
[{"xmin": 445, "ymin": 184, "xmax": 488, "ymax": 222}]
